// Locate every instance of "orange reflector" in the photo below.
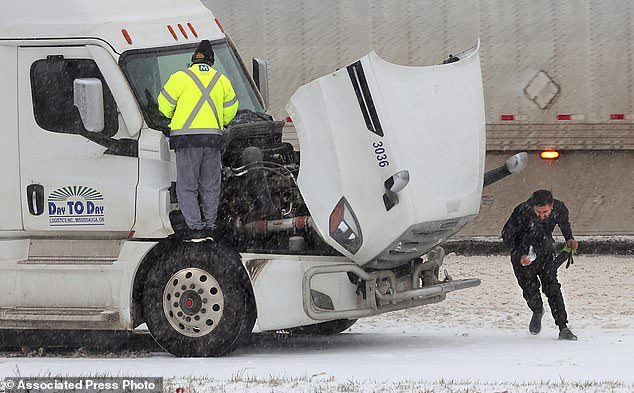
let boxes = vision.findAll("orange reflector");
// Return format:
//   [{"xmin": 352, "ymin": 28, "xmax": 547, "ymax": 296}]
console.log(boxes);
[
  {"xmin": 167, "ymin": 25, "xmax": 178, "ymax": 40},
  {"xmin": 177, "ymin": 23, "xmax": 188, "ymax": 39},
  {"xmin": 121, "ymin": 29, "xmax": 132, "ymax": 44},
  {"xmin": 187, "ymin": 22, "xmax": 198, "ymax": 38},
  {"xmin": 540, "ymin": 150, "xmax": 560, "ymax": 160},
  {"xmin": 215, "ymin": 18, "xmax": 225, "ymax": 33}
]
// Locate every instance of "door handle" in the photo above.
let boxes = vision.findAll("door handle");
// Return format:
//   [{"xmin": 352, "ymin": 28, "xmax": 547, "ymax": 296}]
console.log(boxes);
[{"xmin": 27, "ymin": 184, "xmax": 44, "ymax": 216}]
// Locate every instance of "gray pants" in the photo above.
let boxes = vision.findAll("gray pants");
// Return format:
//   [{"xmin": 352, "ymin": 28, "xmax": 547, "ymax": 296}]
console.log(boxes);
[{"xmin": 175, "ymin": 147, "xmax": 222, "ymax": 230}]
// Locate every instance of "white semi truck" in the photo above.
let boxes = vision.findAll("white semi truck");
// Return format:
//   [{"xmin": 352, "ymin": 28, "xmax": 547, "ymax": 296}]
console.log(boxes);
[{"xmin": 0, "ymin": 0, "xmax": 526, "ymax": 356}]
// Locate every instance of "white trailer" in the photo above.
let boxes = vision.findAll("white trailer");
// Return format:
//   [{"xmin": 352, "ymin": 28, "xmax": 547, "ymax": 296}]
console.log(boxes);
[
  {"xmin": 0, "ymin": 0, "xmax": 525, "ymax": 356},
  {"xmin": 209, "ymin": 0, "xmax": 634, "ymax": 236}
]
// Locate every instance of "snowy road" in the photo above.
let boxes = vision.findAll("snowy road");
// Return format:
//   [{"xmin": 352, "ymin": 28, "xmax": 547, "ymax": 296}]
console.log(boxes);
[{"xmin": 1, "ymin": 254, "xmax": 633, "ymax": 392}]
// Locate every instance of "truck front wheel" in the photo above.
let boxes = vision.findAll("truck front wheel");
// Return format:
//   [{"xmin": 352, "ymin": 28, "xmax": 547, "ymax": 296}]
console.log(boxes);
[{"xmin": 142, "ymin": 241, "xmax": 255, "ymax": 357}]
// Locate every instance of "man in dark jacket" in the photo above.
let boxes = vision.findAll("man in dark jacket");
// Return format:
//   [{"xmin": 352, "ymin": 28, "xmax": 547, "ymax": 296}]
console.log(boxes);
[{"xmin": 502, "ymin": 190, "xmax": 579, "ymax": 340}]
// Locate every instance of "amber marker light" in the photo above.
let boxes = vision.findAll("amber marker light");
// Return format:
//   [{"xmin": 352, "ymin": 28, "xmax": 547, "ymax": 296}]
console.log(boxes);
[
  {"xmin": 187, "ymin": 22, "xmax": 198, "ymax": 38},
  {"xmin": 540, "ymin": 150, "xmax": 560, "ymax": 160},
  {"xmin": 121, "ymin": 29, "xmax": 132, "ymax": 44},
  {"xmin": 177, "ymin": 23, "xmax": 188, "ymax": 39},
  {"xmin": 167, "ymin": 25, "xmax": 178, "ymax": 40},
  {"xmin": 215, "ymin": 18, "xmax": 225, "ymax": 33}
]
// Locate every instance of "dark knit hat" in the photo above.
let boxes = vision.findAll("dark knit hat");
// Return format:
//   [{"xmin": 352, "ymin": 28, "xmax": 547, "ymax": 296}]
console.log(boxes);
[
  {"xmin": 191, "ymin": 40, "xmax": 214, "ymax": 65},
  {"xmin": 530, "ymin": 189, "xmax": 554, "ymax": 206}
]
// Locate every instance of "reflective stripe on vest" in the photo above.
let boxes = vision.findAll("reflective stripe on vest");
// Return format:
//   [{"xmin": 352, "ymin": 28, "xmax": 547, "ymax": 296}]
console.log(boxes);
[
  {"xmin": 170, "ymin": 127, "xmax": 222, "ymax": 136},
  {"xmin": 181, "ymin": 68, "xmax": 222, "ymax": 131},
  {"xmin": 160, "ymin": 88, "xmax": 177, "ymax": 105},
  {"xmin": 224, "ymin": 95, "xmax": 238, "ymax": 108}
]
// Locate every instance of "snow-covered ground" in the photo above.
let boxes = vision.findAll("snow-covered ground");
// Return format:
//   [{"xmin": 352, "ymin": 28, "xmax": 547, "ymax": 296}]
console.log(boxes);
[{"xmin": 1, "ymin": 254, "xmax": 633, "ymax": 392}]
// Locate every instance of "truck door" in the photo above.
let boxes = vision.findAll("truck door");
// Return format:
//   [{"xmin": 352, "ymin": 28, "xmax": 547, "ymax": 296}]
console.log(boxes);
[{"xmin": 18, "ymin": 46, "xmax": 137, "ymax": 233}]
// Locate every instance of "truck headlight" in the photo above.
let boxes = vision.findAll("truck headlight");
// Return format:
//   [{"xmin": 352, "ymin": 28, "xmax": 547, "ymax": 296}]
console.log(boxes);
[{"xmin": 329, "ymin": 197, "xmax": 363, "ymax": 254}]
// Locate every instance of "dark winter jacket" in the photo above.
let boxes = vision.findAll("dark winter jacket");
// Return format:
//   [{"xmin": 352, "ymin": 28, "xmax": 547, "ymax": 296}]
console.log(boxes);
[{"xmin": 501, "ymin": 198, "xmax": 574, "ymax": 260}]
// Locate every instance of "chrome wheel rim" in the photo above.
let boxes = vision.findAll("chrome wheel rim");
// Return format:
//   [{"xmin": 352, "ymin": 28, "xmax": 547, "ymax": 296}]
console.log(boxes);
[{"xmin": 162, "ymin": 267, "xmax": 224, "ymax": 337}]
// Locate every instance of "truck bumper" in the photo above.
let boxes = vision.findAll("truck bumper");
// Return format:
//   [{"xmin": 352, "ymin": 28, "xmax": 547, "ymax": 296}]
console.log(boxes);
[{"xmin": 242, "ymin": 249, "xmax": 480, "ymax": 331}]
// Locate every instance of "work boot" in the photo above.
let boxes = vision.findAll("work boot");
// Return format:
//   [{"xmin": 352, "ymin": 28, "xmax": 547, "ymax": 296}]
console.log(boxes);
[
  {"xmin": 529, "ymin": 307, "xmax": 544, "ymax": 335},
  {"xmin": 184, "ymin": 229, "xmax": 213, "ymax": 242},
  {"xmin": 558, "ymin": 326, "xmax": 578, "ymax": 341}
]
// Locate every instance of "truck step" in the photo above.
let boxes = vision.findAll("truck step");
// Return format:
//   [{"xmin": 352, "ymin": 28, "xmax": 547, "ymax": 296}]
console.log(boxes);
[{"xmin": 0, "ymin": 307, "xmax": 121, "ymax": 329}]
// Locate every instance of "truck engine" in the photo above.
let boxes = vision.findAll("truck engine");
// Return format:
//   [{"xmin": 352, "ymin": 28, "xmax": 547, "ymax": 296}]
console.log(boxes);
[{"xmin": 214, "ymin": 111, "xmax": 333, "ymax": 256}]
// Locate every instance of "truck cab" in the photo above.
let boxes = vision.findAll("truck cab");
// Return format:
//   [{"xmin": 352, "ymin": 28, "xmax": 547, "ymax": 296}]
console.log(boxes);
[{"xmin": 0, "ymin": 0, "xmax": 265, "ymax": 348}]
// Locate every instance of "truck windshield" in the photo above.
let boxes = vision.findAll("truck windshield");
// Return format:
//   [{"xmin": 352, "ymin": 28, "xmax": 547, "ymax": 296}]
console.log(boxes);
[{"xmin": 120, "ymin": 41, "xmax": 263, "ymax": 130}]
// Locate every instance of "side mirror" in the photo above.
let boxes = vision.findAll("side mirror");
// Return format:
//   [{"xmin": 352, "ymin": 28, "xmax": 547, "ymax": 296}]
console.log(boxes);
[
  {"xmin": 252, "ymin": 58, "xmax": 269, "ymax": 110},
  {"xmin": 382, "ymin": 170, "xmax": 410, "ymax": 211},
  {"xmin": 483, "ymin": 152, "xmax": 529, "ymax": 188},
  {"xmin": 73, "ymin": 78, "xmax": 105, "ymax": 133},
  {"xmin": 505, "ymin": 151, "xmax": 528, "ymax": 173},
  {"xmin": 385, "ymin": 170, "xmax": 410, "ymax": 193}
]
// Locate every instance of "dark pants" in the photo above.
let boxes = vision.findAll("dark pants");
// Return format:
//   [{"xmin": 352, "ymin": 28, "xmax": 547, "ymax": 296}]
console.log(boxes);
[{"xmin": 511, "ymin": 252, "xmax": 568, "ymax": 327}]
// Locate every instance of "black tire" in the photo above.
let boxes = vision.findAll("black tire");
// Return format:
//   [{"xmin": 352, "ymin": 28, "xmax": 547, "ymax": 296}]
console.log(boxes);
[
  {"xmin": 287, "ymin": 319, "xmax": 357, "ymax": 335},
  {"xmin": 142, "ymin": 241, "xmax": 256, "ymax": 357}
]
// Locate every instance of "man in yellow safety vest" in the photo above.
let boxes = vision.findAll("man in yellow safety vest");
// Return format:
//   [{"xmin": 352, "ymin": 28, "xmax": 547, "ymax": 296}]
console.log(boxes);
[{"xmin": 158, "ymin": 40, "xmax": 238, "ymax": 239}]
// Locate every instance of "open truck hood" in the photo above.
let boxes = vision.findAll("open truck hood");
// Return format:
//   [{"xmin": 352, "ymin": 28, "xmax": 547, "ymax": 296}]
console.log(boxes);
[{"xmin": 286, "ymin": 43, "xmax": 485, "ymax": 267}]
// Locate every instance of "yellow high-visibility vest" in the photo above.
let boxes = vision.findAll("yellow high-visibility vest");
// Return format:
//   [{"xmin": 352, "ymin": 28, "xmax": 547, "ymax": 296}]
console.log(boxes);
[{"xmin": 158, "ymin": 63, "xmax": 238, "ymax": 138}]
